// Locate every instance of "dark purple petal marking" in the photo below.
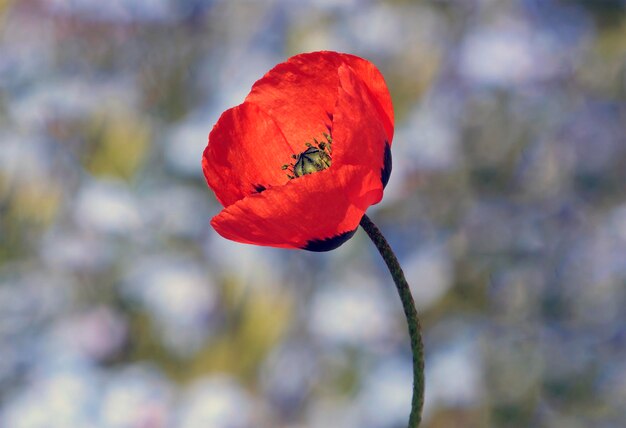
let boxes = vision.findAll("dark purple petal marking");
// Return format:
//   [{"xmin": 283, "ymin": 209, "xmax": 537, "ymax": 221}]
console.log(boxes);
[
  {"xmin": 381, "ymin": 142, "xmax": 392, "ymax": 188},
  {"xmin": 302, "ymin": 227, "xmax": 358, "ymax": 252}
]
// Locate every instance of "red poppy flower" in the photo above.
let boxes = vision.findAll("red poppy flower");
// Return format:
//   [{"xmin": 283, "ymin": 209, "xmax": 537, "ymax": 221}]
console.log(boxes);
[{"xmin": 202, "ymin": 51, "xmax": 394, "ymax": 251}]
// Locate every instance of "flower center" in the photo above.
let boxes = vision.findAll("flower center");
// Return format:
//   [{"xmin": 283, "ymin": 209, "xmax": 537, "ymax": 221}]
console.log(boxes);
[
  {"xmin": 293, "ymin": 147, "xmax": 331, "ymax": 177},
  {"xmin": 282, "ymin": 133, "xmax": 333, "ymax": 179}
]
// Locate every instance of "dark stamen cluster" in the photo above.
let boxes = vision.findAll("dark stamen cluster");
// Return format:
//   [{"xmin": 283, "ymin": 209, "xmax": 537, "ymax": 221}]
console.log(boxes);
[{"xmin": 282, "ymin": 133, "xmax": 333, "ymax": 179}]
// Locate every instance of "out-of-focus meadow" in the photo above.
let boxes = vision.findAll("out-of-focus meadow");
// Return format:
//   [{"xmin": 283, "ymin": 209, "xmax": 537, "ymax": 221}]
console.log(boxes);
[{"xmin": 1, "ymin": 0, "xmax": 625, "ymax": 427}]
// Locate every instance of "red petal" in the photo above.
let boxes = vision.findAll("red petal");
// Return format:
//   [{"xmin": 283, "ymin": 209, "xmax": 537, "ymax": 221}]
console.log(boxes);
[
  {"xmin": 332, "ymin": 64, "xmax": 390, "ymax": 193},
  {"xmin": 202, "ymin": 103, "xmax": 295, "ymax": 207},
  {"xmin": 337, "ymin": 53, "xmax": 395, "ymax": 143},
  {"xmin": 211, "ymin": 165, "xmax": 383, "ymax": 249},
  {"xmin": 245, "ymin": 51, "xmax": 343, "ymax": 149},
  {"xmin": 245, "ymin": 51, "xmax": 394, "ymax": 149}
]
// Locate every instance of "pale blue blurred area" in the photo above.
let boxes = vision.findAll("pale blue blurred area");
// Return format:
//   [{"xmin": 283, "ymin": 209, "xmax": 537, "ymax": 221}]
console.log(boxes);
[{"xmin": 1, "ymin": 0, "xmax": 625, "ymax": 427}]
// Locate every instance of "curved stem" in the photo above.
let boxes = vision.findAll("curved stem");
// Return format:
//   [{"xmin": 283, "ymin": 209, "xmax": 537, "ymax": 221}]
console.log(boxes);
[{"xmin": 360, "ymin": 214, "xmax": 424, "ymax": 427}]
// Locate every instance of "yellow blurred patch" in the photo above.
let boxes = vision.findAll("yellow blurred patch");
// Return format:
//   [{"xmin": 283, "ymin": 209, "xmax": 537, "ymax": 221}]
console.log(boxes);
[
  {"xmin": 575, "ymin": 17, "xmax": 626, "ymax": 99},
  {"xmin": 7, "ymin": 180, "xmax": 61, "ymax": 227},
  {"xmin": 187, "ymin": 281, "xmax": 294, "ymax": 382},
  {"xmin": 596, "ymin": 15, "xmax": 626, "ymax": 57},
  {"xmin": 124, "ymin": 279, "xmax": 294, "ymax": 384},
  {"xmin": 84, "ymin": 110, "xmax": 151, "ymax": 181},
  {"xmin": 12, "ymin": 183, "xmax": 60, "ymax": 225},
  {"xmin": 0, "ymin": 0, "xmax": 12, "ymax": 26}
]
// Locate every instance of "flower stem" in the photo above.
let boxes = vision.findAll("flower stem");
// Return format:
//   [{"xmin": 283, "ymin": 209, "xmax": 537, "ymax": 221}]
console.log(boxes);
[{"xmin": 359, "ymin": 214, "xmax": 424, "ymax": 427}]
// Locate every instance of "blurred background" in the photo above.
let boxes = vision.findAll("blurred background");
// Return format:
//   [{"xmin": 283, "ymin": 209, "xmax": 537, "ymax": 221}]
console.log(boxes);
[{"xmin": 1, "ymin": 0, "xmax": 625, "ymax": 427}]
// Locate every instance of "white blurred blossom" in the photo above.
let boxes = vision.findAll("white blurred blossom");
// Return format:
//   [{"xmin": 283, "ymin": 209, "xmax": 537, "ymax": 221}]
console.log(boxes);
[
  {"xmin": 166, "ymin": 115, "xmax": 215, "ymax": 178},
  {"xmin": 0, "ymin": 12, "xmax": 55, "ymax": 88},
  {"xmin": 1, "ymin": 366, "xmax": 100, "ymax": 428},
  {"xmin": 74, "ymin": 179, "xmax": 142, "ymax": 236},
  {"xmin": 48, "ymin": 307, "xmax": 127, "ymax": 362},
  {"xmin": 0, "ymin": 135, "xmax": 52, "ymax": 185},
  {"xmin": 176, "ymin": 376, "xmax": 254, "ymax": 428},
  {"xmin": 122, "ymin": 256, "xmax": 217, "ymax": 355},
  {"xmin": 10, "ymin": 79, "xmax": 138, "ymax": 131},
  {"xmin": 40, "ymin": 230, "xmax": 113, "ymax": 273},
  {"xmin": 0, "ymin": 270, "xmax": 72, "ymax": 335},
  {"xmin": 198, "ymin": 48, "xmax": 281, "ymax": 110},
  {"xmin": 260, "ymin": 342, "xmax": 318, "ymax": 412},
  {"xmin": 396, "ymin": 106, "xmax": 461, "ymax": 172},
  {"xmin": 205, "ymin": 237, "xmax": 283, "ymax": 290},
  {"xmin": 459, "ymin": 22, "xmax": 562, "ymax": 87},
  {"xmin": 100, "ymin": 365, "xmax": 173, "ymax": 428},
  {"xmin": 305, "ymin": 396, "xmax": 359, "ymax": 428},
  {"xmin": 141, "ymin": 185, "xmax": 212, "ymax": 239},
  {"xmin": 404, "ymin": 242, "xmax": 454, "ymax": 311},
  {"xmin": 424, "ymin": 338, "xmax": 485, "ymax": 418},
  {"xmin": 44, "ymin": 0, "xmax": 173, "ymax": 23},
  {"xmin": 356, "ymin": 357, "xmax": 413, "ymax": 428},
  {"xmin": 343, "ymin": 3, "xmax": 443, "ymax": 57},
  {"xmin": 309, "ymin": 279, "xmax": 395, "ymax": 349}
]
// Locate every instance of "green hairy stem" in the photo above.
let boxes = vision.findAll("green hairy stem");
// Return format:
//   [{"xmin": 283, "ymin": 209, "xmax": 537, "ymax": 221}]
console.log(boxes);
[{"xmin": 360, "ymin": 214, "xmax": 425, "ymax": 427}]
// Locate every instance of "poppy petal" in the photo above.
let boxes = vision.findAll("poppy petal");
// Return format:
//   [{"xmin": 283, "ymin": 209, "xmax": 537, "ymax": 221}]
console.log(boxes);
[
  {"xmin": 245, "ymin": 52, "xmax": 341, "ymax": 150},
  {"xmin": 332, "ymin": 64, "xmax": 391, "ymax": 193},
  {"xmin": 337, "ymin": 53, "xmax": 395, "ymax": 143},
  {"xmin": 245, "ymin": 51, "xmax": 393, "ymax": 150},
  {"xmin": 202, "ymin": 102, "xmax": 294, "ymax": 207},
  {"xmin": 211, "ymin": 165, "xmax": 383, "ymax": 250}
]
